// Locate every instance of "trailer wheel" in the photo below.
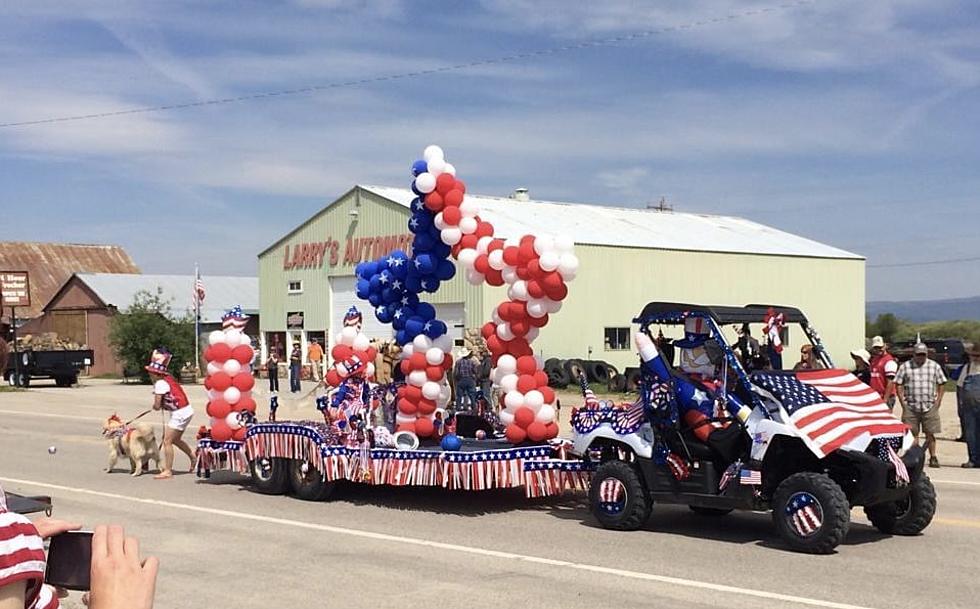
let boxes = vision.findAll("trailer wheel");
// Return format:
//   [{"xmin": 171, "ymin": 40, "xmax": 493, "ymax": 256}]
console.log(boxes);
[
  {"xmin": 288, "ymin": 459, "xmax": 337, "ymax": 501},
  {"xmin": 19, "ymin": 375, "xmax": 30, "ymax": 388},
  {"xmin": 4, "ymin": 371, "xmax": 14, "ymax": 386},
  {"xmin": 589, "ymin": 460, "xmax": 651, "ymax": 531},
  {"xmin": 249, "ymin": 458, "xmax": 288, "ymax": 495}
]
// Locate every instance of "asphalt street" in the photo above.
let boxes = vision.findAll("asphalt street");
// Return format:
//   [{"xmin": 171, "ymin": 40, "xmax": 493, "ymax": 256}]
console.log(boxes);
[{"xmin": 1, "ymin": 380, "xmax": 978, "ymax": 609}]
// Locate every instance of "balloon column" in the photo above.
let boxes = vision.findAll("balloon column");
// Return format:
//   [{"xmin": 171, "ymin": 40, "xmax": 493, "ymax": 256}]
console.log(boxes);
[
  {"xmin": 202, "ymin": 305, "xmax": 256, "ymax": 442},
  {"xmin": 321, "ymin": 307, "xmax": 379, "ymax": 413},
  {"xmin": 357, "ymin": 145, "xmax": 579, "ymax": 442}
]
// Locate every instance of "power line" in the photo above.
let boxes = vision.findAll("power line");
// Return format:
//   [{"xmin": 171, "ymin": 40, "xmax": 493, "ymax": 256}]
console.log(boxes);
[
  {"xmin": 867, "ymin": 255, "xmax": 980, "ymax": 269},
  {"xmin": 0, "ymin": 1, "xmax": 815, "ymax": 129}
]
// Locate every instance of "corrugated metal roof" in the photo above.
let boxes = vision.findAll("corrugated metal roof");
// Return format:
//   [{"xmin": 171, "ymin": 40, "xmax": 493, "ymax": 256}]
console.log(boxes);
[
  {"xmin": 359, "ymin": 185, "xmax": 862, "ymax": 260},
  {"xmin": 0, "ymin": 242, "xmax": 140, "ymax": 319},
  {"xmin": 75, "ymin": 273, "xmax": 258, "ymax": 324}
]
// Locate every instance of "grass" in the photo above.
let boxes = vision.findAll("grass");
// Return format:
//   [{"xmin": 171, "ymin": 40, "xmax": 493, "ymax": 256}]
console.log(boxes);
[{"xmin": 0, "ymin": 385, "xmax": 25, "ymax": 393}]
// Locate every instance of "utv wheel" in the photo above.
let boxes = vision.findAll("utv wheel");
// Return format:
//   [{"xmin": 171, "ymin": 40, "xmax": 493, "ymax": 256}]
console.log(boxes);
[
  {"xmin": 589, "ymin": 460, "xmax": 651, "ymax": 530},
  {"xmin": 288, "ymin": 459, "xmax": 336, "ymax": 501},
  {"xmin": 689, "ymin": 506, "xmax": 733, "ymax": 516},
  {"xmin": 249, "ymin": 458, "xmax": 288, "ymax": 495},
  {"xmin": 864, "ymin": 475, "xmax": 936, "ymax": 535},
  {"xmin": 772, "ymin": 472, "xmax": 850, "ymax": 554}
]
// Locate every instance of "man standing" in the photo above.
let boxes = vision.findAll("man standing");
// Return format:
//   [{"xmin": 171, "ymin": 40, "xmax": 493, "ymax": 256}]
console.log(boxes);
[
  {"xmin": 289, "ymin": 341, "xmax": 302, "ymax": 393},
  {"xmin": 453, "ymin": 348, "xmax": 478, "ymax": 411},
  {"xmin": 307, "ymin": 338, "xmax": 323, "ymax": 382},
  {"xmin": 953, "ymin": 343, "xmax": 980, "ymax": 468},
  {"xmin": 869, "ymin": 336, "xmax": 898, "ymax": 408},
  {"xmin": 895, "ymin": 343, "xmax": 947, "ymax": 468}
]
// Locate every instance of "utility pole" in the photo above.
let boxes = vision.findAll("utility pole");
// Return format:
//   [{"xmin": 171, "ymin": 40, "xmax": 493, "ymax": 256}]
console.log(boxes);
[{"xmin": 647, "ymin": 196, "xmax": 673, "ymax": 212}]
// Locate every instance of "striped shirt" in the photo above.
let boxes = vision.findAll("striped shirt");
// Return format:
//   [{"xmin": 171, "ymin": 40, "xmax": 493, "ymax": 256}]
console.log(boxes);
[{"xmin": 0, "ymin": 499, "xmax": 59, "ymax": 609}]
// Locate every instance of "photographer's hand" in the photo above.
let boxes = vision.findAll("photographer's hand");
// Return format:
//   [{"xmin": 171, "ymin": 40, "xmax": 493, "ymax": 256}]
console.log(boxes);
[{"xmin": 87, "ymin": 525, "xmax": 158, "ymax": 609}]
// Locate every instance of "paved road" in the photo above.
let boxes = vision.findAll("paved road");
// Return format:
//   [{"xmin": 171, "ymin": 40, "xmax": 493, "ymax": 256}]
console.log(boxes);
[{"xmin": 1, "ymin": 380, "xmax": 978, "ymax": 609}]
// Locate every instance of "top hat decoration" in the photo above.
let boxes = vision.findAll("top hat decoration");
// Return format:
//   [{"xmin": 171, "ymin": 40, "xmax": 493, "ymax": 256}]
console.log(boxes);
[
  {"xmin": 222, "ymin": 305, "xmax": 249, "ymax": 330},
  {"xmin": 145, "ymin": 348, "xmax": 173, "ymax": 375},
  {"xmin": 675, "ymin": 317, "xmax": 711, "ymax": 349},
  {"xmin": 343, "ymin": 306, "xmax": 363, "ymax": 329}
]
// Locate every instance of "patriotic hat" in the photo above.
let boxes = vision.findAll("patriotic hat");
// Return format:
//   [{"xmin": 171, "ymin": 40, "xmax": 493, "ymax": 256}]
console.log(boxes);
[
  {"xmin": 145, "ymin": 348, "xmax": 173, "ymax": 375},
  {"xmin": 343, "ymin": 306, "xmax": 362, "ymax": 328},
  {"xmin": 675, "ymin": 316, "xmax": 711, "ymax": 348},
  {"xmin": 222, "ymin": 305, "xmax": 249, "ymax": 330}
]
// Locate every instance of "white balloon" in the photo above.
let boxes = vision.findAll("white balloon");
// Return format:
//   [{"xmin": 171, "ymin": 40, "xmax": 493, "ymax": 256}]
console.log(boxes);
[
  {"xmin": 510, "ymin": 280, "xmax": 528, "ymax": 301},
  {"xmin": 433, "ymin": 212, "xmax": 447, "ymax": 230},
  {"xmin": 499, "ymin": 410, "xmax": 515, "ymax": 426},
  {"xmin": 426, "ymin": 347, "xmax": 444, "ymax": 366},
  {"xmin": 487, "ymin": 249, "xmax": 505, "ymax": 271},
  {"xmin": 423, "ymin": 145, "xmax": 444, "ymax": 162},
  {"xmin": 476, "ymin": 236, "xmax": 494, "ymax": 254},
  {"xmin": 413, "ymin": 335, "xmax": 432, "ymax": 351},
  {"xmin": 441, "ymin": 228, "xmax": 462, "ymax": 246},
  {"xmin": 497, "ymin": 354, "xmax": 517, "ymax": 374},
  {"xmin": 539, "ymin": 251, "xmax": 560, "ymax": 272},
  {"xmin": 435, "ymin": 334, "xmax": 453, "ymax": 352},
  {"xmin": 458, "ymin": 248, "xmax": 479, "ymax": 268},
  {"xmin": 207, "ymin": 389, "xmax": 220, "ymax": 401},
  {"xmin": 415, "ymin": 172, "xmax": 436, "ymax": 194},
  {"xmin": 225, "ymin": 412, "xmax": 243, "ymax": 430},
  {"xmin": 396, "ymin": 412, "xmax": 416, "ymax": 424},
  {"xmin": 496, "ymin": 323, "xmax": 514, "ymax": 342},
  {"xmin": 558, "ymin": 253, "xmax": 579, "ymax": 277},
  {"xmin": 525, "ymin": 390, "xmax": 544, "ymax": 409},
  {"xmin": 458, "ymin": 217, "xmax": 478, "ymax": 235},
  {"xmin": 401, "ymin": 343, "xmax": 415, "ymax": 358},
  {"xmin": 439, "ymin": 383, "xmax": 451, "ymax": 401},
  {"xmin": 224, "ymin": 329, "xmax": 242, "ymax": 348},
  {"xmin": 223, "ymin": 359, "xmax": 242, "ymax": 376},
  {"xmin": 459, "ymin": 198, "xmax": 479, "ymax": 218},
  {"xmin": 436, "ymin": 393, "xmax": 450, "ymax": 408},
  {"xmin": 408, "ymin": 370, "xmax": 427, "ymax": 387},
  {"xmin": 504, "ymin": 390, "xmax": 525, "ymax": 410},
  {"xmin": 526, "ymin": 299, "xmax": 548, "ymax": 318},
  {"xmin": 224, "ymin": 387, "xmax": 241, "ymax": 405},
  {"xmin": 207, "ymin": 362, "xmax": 222, "ymax": 376},
  {"xmin": 504, "ymin": 236, "xmax": 520, "ymax": 248},
  {"xmin": 208, "ymin": 330, "xmax": 225, "ymax": 346},
  {"xmin": 536, "ymin": 404, "xmax": 556, "ymax": 422},
  {"xmin": 340, "ymin": 326, "xmax": 358, "ymax": 346},
  {"xmin": 491, "ymin": 307, "xmax": 502, "ymax": 325},
  {"xmin": 353, "ymin": 334, "xmax": 370, "ymax": 351},
  {"xmin": 500, "ymin": 373, "xmax": 519, "ymax": 393},
  {"xmin": 526, "ymin": 327, "xmax": 540, "ymax": 342},
  {"xmin": 427, "ymin": 156, "xmax": 446, "ymax": 176},
  {"xmin": 501, "ymin": 266, "xmax": 518, "ymax": 284},
  {"xmin": 534, "ymin": 355, "xmax": 544, "ymax": 369},
  {"xmin": 555, "ymin": 234, "xmax": 575, "ymax": 253},
  {"xmin": 422, "ymin": 381, "xmax": 441, "ymax": 400},
  {"xmin": 365, "ymin": 362, "xmax": 375, "ymax": 378},
  {"xmin": 533, "ymin": 235, "xmax": 555, "ymax": 256},
  {"xmin": 466, "ymin": 269, "xmax": 485, "ymax": 285},
  {"xmin": 443, "ymin": 162, "xmax": 456, "ymax": 176},
  {"xmin": 544, "ymin": 298, "xmax": 563, "ymax": 314}
]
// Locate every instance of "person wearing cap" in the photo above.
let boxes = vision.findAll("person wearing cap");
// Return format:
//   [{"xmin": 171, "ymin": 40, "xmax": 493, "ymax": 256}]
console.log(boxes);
[
  {"xmin": 850, "ymin": 348, "xmax": 872, "ymax": 385},
  {"xmin": 146, "ymin": 348, "xmax": 195, "ymax": 479},
  {"xmin": 869, "ymin": 335, "xmax": 898, "ymax": 407},
  {"xmin": 453, "ymin": 348, "xmax": 478, "ymax": 411},
  {"xmin": 289, "ymin": 341, "xmax": 302, "ymax": 393},
  {"xmin": 952, "ymin": 343, "xmax": 980, "ymax": 468},
  {"xmin": 895, "ymin": 343, "xmax": 947, "ymax": 468}
]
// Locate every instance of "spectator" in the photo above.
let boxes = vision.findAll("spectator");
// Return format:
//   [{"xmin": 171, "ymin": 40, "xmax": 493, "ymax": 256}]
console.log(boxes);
[
  {"xmin": 869, "ymin": 335, "xmax": 898, "ymax": 408},
  {"xmin": 265, "ymin": 351, "xmax": 280, "ymax": 393},
  {"xmin": 145, "ymin": 349, "xmax": 195, "ymax": 480},
  {"xmin": 850, "ymin": 348, "xmax": 872, "ymax": 385},
  {"xmin": 289, "ymin": 342, "xmax": 302, "ymax": 393},
  {"xmin": 895, "ymin": 343, "xmax": 947, "ymax": 468},
  {"xmin": 307, "ymin": 338, "xmax": 323, "ymax": 383},
  {"xmin": 453, "ymin": 349, "xmax": 478, "ymax": 411},
  {"xmin": 478, "ymin": 351, "xmax": 493, "ymax": 407},
  {"xmin": 792, "ymin": 344, "xmax": 825, "ymax": 371},
  {"xmin": 953, "ymin": 343, "xmax": 980, "ymax": 468},
  {"xmin": 735, "ymin": 324, "xmax": 762, "ymax": 370}
]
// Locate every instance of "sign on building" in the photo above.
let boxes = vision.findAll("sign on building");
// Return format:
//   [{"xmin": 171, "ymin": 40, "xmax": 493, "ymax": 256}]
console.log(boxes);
[
  {"xmin": 286, "ymin": 311, "xmax": 305, "ymax": 330},
  {"xmin": 0, "ymin": 271, "xmax": 30, "ymax": 307}
]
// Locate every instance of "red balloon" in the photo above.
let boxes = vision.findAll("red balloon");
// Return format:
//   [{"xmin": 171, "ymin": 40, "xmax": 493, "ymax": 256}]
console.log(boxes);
[
  {"xmin": 404, "ymin": 385, "xmax": 422, "ymax": 402},
  {"xmin": 485, "ymin": 269, "xmax": 504, "ymax": 286},
  {"xmin": 474, "ymin": 255, "xmax": 490, "ymax": 275},
  {"xmin": 410, "ymin": 352, "xmax": 427, "ymax": 370},
  {"xmin": 325, "ymin": 369, "xmax": 341, "ymax": 387},
  {"xmin": 542, "ymin": 271, "xmax": 564, "ymax": 291},
  {"xmin": 396, "ymin": 422, "xmax": 416, "ymax": 434},
  {"xmin": 232, "ymin": 426, "xmax": 247, "ymax": 442},
  {"xmin": 238, "ymin": 396, "xmax": 256, "ymax": 413},
  {"xmin": 540, "ymin": 387, "xmax": 556, "ymax": 405},
  {"xmin": 529, "ymin": 259, "xmax": 546, "ymax": 279},
  {"xmin": 400, "ymin": 359, "xmax": 412, "ymax": 375},
  {"xmin": 203, "ymin": 377, "xmax": 213, "ymax": 391},
  {"xmin": 441, "ymin": 354, "xmax": 454, "ymax": 370},
  {"xmin": 516, "ymin": 266, "xmax": 530, "ymax": 280},
  {"xmin": 487, "ymin": 239, "xmax": 505, "ymax": 252},
  {"xmin": 210, "ymin": 420, "xmax": 232, "ymax": 442},
  {"xmin": 366, "ymin": 347, "xmax": 377, "ymax": 362},
  {"xmin": 486, "ymin": 336, "xmax": 504, "ymax": 355},
  {"xmin": 511, "ymin": 320, "xmax": 529, "ymax": 337},
  {"xmin": 526, "ymin": 421, "xmax": 548, "ymax": 442},
  {"xmin": 210, "ymin": 372, "xmax": 232, "ymax": 391},
  {"xmin": 516, "ymin": 356, "xmax": 537, "ymax": 376},
  {"xmin": 207, "ymin": 399, "xmax": 232, "ymax": 419},
  {"xmin": 505, "ymin": 424, "xmax": 527, "ymax": 444},
  {"xmin": 425, "ymin": 365, "xmax": 444, "ymax": 381},
  {"xmin": 418, "ymin": 398, "xmax": 437, "ymax": 415},
  {"xmin": 460, "ymin": 234, "xmax": 479, "ymax": 250},
  {"xmin": 527, "ymin": 280, "xmax": 546, "ymax": 299},
  {"xmin": 517, "ymin": 374, "xmax": 537, "ymax": 393},
  {"xmin": 503, "ymin": 247, "xmax": 520, "ymax": 267},
  {"xmin": 481, "ymin": 322, "xmax": 495, "ymax": 339},
  {"xmin": 332, "ymin": 344, "xmax": 353, "ymax": 362},
  {"xmin": 435, "ymin": 173, "xmax": 456, "ymax": 195},
  {"xmin": 203, "ymin": 346, "xmax": 214, "ymax": 362},
  {"xmin": 425, "ymin": 191, "xmax": 445, "ymax": 212},
  {"xmin": 529, "ymin": 313, "xmax": 550, "ymax": 328},
  {"xmin": 475, "ymin": 222, "xmax": 494, "ymax": 238},
  {"xmin": 442, "ymin": 206, "xmax": 462, "ymax": 225},
  {"xmin": 398, "ymin": 398, "xmax": 418, "ymax": 415},
  {"xmin": 534, "ymin": 370, "xmax": 549, "ymax": 387},
  {"xmin": 415, "ymin": 417, "xmax": 435, "ymax": 438},
  {"xmin": 546, "ymin": 282, "xmax": 569, "ymax": 301},
  {"xmin": 518, "ymin": 242, "xmax": 536, "ymax": 264},
  {"xmin": 210, "ymin": 343, "xmax": 231, "ymax": 363},
  {"xmin": 232, "ymin": 373, "xmax": 255, "ymax": 392},
  {"xmin": 232, "ymin": 345, "xmax": 254, "ymax": 365},
  {"xmin": 454, "ymin": 179, "xmax": 466, "ymax": 194},
  {"xmin": 514, "ymin": 406, "xmax": 536, "ymax": 428},
  {"xmin": 544, "ymin": 421, "xmax": 560, "ymax": 439},
  {"xmin": 444, "ymin": 189, "xmax": 464, "ymax": 207},
  {"xmin": 510, "ymin": 339, "xmax": 533, "ymax": 358}
]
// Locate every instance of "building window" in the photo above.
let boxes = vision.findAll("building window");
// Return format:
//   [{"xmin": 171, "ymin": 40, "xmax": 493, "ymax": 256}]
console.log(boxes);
[
  {"xmin": 604, "ymin": 327, "xmax": 630, "ymax": 351},
  {"xmin": 287, "ymin": 280, "xmax": 303, "ymax": 294}
]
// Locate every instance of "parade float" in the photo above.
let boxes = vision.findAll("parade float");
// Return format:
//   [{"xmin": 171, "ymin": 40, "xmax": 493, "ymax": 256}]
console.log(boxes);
[{"xmin": 195, "ymin": 146, "xmax": 593, "ymax": 499}]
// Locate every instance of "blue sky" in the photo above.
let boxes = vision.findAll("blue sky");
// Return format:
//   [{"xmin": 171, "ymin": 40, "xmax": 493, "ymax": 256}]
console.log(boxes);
[{"xmin": 2, "ymin": 0, "xmax": 979, "ymax": 301}]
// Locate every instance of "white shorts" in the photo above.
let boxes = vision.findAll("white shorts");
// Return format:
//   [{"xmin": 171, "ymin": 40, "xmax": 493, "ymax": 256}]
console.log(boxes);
[{"xmin": 167, "ymin": 405, "xmax": 194, "ymax": 432}]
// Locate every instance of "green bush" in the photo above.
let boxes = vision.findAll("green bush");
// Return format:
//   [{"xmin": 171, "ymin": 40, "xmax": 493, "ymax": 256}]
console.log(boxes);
[
  {"xmin": 108, "ymin": 288, "xmax": 195, "ymax": 382},
  {"xmin": 867, "ymin": 314, "xmax": 980, "ymax": 345}
]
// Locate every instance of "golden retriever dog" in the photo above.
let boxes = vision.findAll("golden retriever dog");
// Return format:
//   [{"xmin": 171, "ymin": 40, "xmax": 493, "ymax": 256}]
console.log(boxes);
[{"xmin": 102, "ymin": 414, "xmax": 161, "ymax": 476}]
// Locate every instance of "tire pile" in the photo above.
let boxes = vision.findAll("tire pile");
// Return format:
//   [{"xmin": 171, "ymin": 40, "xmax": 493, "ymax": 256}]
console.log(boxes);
[{"xmin": 542, "ymin": 357, "xmax": 634, "ymax": 393}]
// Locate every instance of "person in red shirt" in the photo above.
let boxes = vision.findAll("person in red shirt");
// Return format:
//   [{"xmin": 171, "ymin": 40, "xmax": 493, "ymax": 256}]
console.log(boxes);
[
  {"xmin": 145, "ymin": 348, "xmax": 195, "ymax": 480},
  {"xmin": 869, "ymin": 335, "xmax": 898, "ymax": 408}
]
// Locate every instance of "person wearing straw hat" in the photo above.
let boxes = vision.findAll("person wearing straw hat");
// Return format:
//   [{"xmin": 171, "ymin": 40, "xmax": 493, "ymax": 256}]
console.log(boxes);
[
  {"xmin": 146, "ymin": 348, "xmax": 195, "ymax": 479},
  {"xmin": 953, "ymin": 342, "xmax": 980, "ymax": 468},
  {"xmin": 850, "ymin": 348, "xmax": 872, "ymax": 385}
]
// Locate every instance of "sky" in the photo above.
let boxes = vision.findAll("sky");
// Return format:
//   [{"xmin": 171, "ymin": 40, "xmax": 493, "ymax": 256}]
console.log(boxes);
[{"xmin": 2, "ymin": 0, "xmax": 979, "ymax": 302}]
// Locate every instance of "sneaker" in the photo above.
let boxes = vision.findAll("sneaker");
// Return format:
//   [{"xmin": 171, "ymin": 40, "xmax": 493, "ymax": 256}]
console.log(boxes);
[
  {"xmin": 929, "ymin": 456, "xmax": 940, "ymax": 468},
  {"xmin": 962, "ymin": 462, "xmax": 977, "ymax": 469}
]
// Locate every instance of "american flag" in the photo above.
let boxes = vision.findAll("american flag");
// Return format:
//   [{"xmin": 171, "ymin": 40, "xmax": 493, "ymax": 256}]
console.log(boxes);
[
  {"xmin": 739, "ymin": 469, "xmax": 762, "ymax": 485},
  {"xmin": 193, "ymin": 275, "xmax": 206, "ymax": 306},
  {"xmin": 597, "ymin": 478, "xmax": 625, "ymax": 513},
  {"xmin": 578, "ymin": 374, "xmax": 600, "ymax": 408},
  {"xmin": 753, "ymin": 369, "xmax": 907, "ymax": 458},
  {"xmin": 785, "ymin": 492, "xmax": 823, "ymax": 537}
]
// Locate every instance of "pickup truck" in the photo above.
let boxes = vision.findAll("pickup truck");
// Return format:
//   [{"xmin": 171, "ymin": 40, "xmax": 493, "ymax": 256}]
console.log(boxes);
[{"xmin": 891, "ymin": 338, "xmax": 968, "ymax": 376}]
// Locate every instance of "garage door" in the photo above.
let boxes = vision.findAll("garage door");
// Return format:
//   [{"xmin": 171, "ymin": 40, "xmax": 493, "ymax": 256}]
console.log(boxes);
[
  {"xmin": 329, "ymin": 276, "xmax": 393, "ymax": 342},
  {"xmin": 434, "ymin": 303, "xmax": 465, "ymax": 346}
]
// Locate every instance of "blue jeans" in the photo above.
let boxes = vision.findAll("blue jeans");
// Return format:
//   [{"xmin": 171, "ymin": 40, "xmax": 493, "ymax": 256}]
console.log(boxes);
[
  {"xmin": 290, "ymin": 363, "xmax": 301, "ymax": 393},
  {"xmin": 455, "ymin": 378, "xmax": 477, "ymax": 411},
  {"xmin": 963, "ymin": 403, "xmax": 980, "ymax": 464}
]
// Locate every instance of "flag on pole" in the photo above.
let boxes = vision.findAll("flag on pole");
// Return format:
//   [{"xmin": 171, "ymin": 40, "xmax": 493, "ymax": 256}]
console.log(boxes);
[{"xmin": 193, "ymin": 275, "xmax": 206, "ymax": 307}]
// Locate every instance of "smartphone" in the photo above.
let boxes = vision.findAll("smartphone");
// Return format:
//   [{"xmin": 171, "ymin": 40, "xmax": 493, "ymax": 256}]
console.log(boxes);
[{"xmin": 44, "ymin": 530, "xmax": 93, "ymax": 591}]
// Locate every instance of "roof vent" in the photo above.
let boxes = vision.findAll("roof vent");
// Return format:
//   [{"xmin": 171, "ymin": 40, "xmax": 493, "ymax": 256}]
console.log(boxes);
[{"xmin": 511, "ymin": 187, "xmax": 530, "ymax": 202}]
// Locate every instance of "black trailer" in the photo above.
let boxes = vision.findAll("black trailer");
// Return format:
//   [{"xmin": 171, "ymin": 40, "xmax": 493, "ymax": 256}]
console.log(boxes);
[{"xmin": 4, "ymin": 348, "xmax": 94, "ymax": 387}]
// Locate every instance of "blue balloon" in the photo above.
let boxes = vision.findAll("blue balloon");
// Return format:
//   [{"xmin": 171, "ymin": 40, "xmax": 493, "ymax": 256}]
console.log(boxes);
[
  {"xmin": 403, "ymin": 274, "xmax": 421, "ymax": 294},
  {"xmin": 425, "ymin": 319, "xmax": 447, "ymax": 339},
  {"xmin": 392, "ymin": 310, "xmax": 407, "ymax": 331},
  {"xmin": 421, "ymin": 277, "xmax": 440, "ymax": 293},
  {"xmin": 399, "ymin": 292, "xmax": 420, "ymax": 309},
  {"xmin": 389, "ymin": 259, "xmax": 408, "ymax": 280},
  {"xmin": 434, "ymin": 242, "xmax": 452, "ymax": 259},
  {"xmin": 368, "ymin": 292, "xmax": 382, "ymax": 307},
  {"xmin": 441, "ymin": 434, "xmax": 462, "ymax": 451},
  {"xmin": 412, "ymin": 160, "xmax": 428, "ymax": 177},
  {"xmin": 381, "ymin": 287, "xmax": 398, "ymax": 304},
  {"xmin": 355, "ymin": 262, "xmax": 369, "ymax": 279},
  {"xmin": 356, "ymin": 279, "xmax": 371, "ymax": 299},
  {"xmin": 435, "ymin": 260, "xmax": 456, "ymax": 281},
  {"xmin": 411, "ymin": 198, "xmax": 426, "ymax": 214},
  {"xmin": 415, "ymin": 254, "xmax": 438, "ymax": 275},
  {"xmin": 376, "ymin": 305, "xmax": 393, "ymax": 324},
  {"xmin": 416, "ymin": 302, "xmax": 436, "ymax": 321},
  {"xmin": 413, "ymin": 233, "xmax": 436, "ymax": 252},
  {"xmin": 411, "ymin": 182, "xmax": 423, "ymax": 196},
  {"xmin": 380, "ymin": 269, "xmax": 394, "ymax": 285},
  {"xmin": 362, "ymin": 261, "xmax": 379, "ymax": 278},
  {"xmin": 412, "ymin": 211, "xmax": 433, "ymax": 230},
  {"xmin": 405, "ymin": 316, "xmax": 426, "ymax": 336},
  {"xmin": 369, "ymin": 274, "xmax": 382, "ymax": 293},
  {"xmin": 395, "ymin": 329, "xmax": 408, "ymax": 346}
]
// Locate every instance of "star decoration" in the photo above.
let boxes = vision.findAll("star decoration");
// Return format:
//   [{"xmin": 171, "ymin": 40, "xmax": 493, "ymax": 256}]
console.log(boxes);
[
  {"xmin": 692, "ymin": 389, "xmax": 709, "ymax": 406},
  {"xmin": 391, "ymin": 280, "xmax": 403, "ymax": 290}
]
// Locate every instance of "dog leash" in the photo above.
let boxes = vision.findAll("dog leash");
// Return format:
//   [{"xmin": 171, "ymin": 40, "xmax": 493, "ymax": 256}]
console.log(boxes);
[{"xmin": 124, "ymin": 409, "xmax": 153, "ymax": 425}]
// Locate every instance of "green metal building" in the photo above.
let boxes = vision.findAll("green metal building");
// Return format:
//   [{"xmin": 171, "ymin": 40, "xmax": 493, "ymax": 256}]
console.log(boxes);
[{"xmin": 258, "ymin": 185, "xmax": 864, "ymax": 372}]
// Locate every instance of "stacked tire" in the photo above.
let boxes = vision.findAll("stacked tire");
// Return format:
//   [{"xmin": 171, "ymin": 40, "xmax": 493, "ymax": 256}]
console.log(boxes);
[{"xmin": 544, "ymin": 358, "xmax": 570, "ymax": 388}]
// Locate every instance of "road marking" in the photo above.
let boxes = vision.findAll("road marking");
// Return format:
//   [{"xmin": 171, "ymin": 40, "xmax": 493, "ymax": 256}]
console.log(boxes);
[
  {"xmin": 931, "ymin": 479, "xmax": 980, "ymax": 487},
  {"xmin": 1, "ymin": 476, "xmax": 876, "ymax": 609},
  {"xmin": 935, "ymin": 517, "xmax": 980, "ymax": 529},
  {"xmin": 0, "ymin": 409, "xmax": 107, "ymax": 422}
]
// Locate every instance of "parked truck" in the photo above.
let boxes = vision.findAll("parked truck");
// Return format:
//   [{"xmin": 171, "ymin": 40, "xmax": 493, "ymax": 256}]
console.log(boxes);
[{"xmin": 3, "ymin": 348, "xmax": 94, "ymax": 387}]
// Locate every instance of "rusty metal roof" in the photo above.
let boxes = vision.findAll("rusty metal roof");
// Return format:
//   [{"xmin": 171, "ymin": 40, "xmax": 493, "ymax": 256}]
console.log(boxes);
[{"xmin": 0, "ymin": 242, "xmax": 140, "ymax": 320}]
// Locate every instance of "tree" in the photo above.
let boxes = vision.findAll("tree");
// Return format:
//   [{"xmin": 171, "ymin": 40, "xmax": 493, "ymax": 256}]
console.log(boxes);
[
  {"xmin": 108, "ymin": 288, "xmax": 195, "ymax": 382},
  {"xmin": 867, "ymin": 313, "xmax": 902, "ymax": 343}
]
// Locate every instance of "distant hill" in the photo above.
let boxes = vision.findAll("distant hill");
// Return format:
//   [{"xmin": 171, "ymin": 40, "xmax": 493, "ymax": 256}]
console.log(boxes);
[{"xmin": 867, "ymin": 296, "xmax": 980, "ymax": 322}]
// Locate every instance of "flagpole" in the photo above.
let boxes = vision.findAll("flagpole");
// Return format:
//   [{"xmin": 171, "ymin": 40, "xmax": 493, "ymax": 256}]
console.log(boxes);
[{"xmin": 194, "ymin": 263, "xmax": 201, "ymax": 377}]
